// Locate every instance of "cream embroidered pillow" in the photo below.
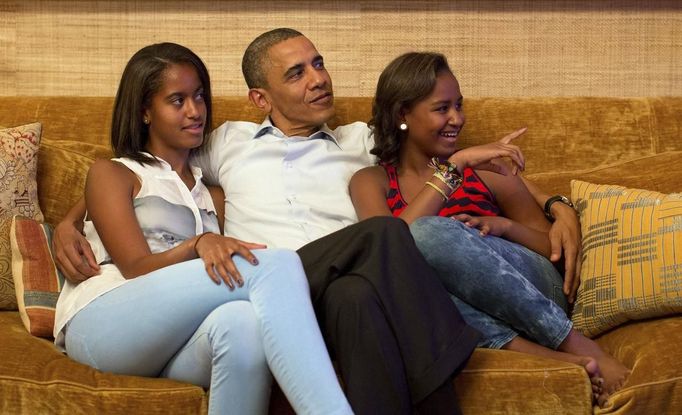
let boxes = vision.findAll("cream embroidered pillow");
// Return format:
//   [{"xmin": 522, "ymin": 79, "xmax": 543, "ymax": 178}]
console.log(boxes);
[
  {"xmin": 0, "ymin": 123, "xmax": 44, "ymax": 310},
  {"xmin": 571, "ymin": 180, "xmax": 682, "ymax": 337}
]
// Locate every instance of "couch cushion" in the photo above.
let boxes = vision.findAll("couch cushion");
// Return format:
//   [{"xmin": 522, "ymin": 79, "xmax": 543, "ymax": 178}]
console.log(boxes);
[
  {"xmin": 0, "ymin": 311, "xmax": 208, "ymax": 414},
  {"xmin": 0, "ymin": 123, "xmax": 44, "ymax": 310},
  {"xmin": 37, "ymin": 140, "xmax": 110, "ymax": 226},
  {"xmin": 524, "ymin": 151, "xmax": 682, "ymax": 197},
  {"xmin": 571, "ymin": 180, "xmax": 682, "ymax": 337},
  {"xmin": 11, "ymin": 216, "xmax": 62, "ymax": 337},
  {"xmin": 596, "ymin": 316, "xmax": 682, "ymax": 414},
  {"xmin": 455, "ymin": 348, "xmax": 591, "ymax": 414}
]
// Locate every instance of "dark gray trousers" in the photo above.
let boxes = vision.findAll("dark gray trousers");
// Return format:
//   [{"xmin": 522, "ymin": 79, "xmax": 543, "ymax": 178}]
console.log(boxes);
[{"xmin": 297, "ymin": 216, "xmax": 480, "ymax": 415}]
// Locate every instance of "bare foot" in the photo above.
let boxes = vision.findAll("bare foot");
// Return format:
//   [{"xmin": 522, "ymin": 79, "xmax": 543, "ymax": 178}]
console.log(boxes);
[
  {"xmin": 503, "ymin": 336, "xmax": 604, "ymax": 395},
  {"xmin": 559, "ymin": 329, "xmax": 630, "ymax": 407},
  {"xmin": 594, "ymin": 352, "xmax": 630, "ymax": 407}
]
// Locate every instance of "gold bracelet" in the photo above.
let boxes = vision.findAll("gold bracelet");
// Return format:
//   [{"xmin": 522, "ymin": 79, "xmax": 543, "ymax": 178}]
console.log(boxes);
[
  {"xmin": 432, "ymin": 171, "xmax": 462, "ymax": 191},
  {"xmin": 424, "ymin": 181, "xmax": 449, "ymax": 202}
]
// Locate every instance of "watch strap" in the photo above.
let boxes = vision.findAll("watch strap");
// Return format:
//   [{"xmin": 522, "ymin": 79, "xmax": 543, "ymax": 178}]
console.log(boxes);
[{"xmin": 544, "ymin": 195, "xmax": 574, "ymax": 221}]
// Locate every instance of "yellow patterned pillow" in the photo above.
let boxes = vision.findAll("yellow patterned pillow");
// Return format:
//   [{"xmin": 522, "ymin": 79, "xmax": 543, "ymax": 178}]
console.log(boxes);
[{"xmin": 571, "ymin": 180, "xmax": 682, "ymax": 337}]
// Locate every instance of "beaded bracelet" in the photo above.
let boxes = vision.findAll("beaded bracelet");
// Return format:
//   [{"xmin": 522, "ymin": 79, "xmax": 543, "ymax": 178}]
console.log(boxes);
[{"xmin": 428, "ymin": 157, "xmax": 462, "ymax": 191}]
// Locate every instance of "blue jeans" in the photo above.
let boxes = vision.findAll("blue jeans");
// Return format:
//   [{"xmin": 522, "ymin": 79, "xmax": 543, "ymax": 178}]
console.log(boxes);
[
  {"xmin": 64, "ymin": 249, "xmax": 352, "ymax": 415},
  {"xmin": 410, "ymin": 216, "xmax": 572, "ymax": 350}
]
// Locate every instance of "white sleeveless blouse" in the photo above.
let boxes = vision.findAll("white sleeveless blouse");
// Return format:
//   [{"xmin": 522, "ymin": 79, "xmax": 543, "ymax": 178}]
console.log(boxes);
[{"xmin": 54, "ymin": 155, "xmax": 220, "ymax": 350}]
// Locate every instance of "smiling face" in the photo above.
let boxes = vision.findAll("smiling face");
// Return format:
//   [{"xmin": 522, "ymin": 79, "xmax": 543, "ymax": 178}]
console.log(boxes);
[
  {"xmin": 402, "ymin": 71, "xmax": 465, "ymax": 159},
  {"xmin": 250, "ymin": 36, "xmax": 335, "ymax": 137},
  {"xmin": 143, "ymin": 63, "xmax": 207, "ymax": 157}
]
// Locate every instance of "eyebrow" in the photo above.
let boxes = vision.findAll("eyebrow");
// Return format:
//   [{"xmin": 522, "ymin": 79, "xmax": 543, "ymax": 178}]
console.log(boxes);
[
  {"xmin": 282, "ymin": 54, "xmax": 324, "ymax": 80},
  {"xmin": 431, "ymin": 95, "xmax": 464, "ymax": 106},
  {"xmin": 164, "ymin": 85, "xmax": 204, "ymax": 101},
  {"xmin": 283, "ymin": 63, "xmax": 304, "ymax": 79}
]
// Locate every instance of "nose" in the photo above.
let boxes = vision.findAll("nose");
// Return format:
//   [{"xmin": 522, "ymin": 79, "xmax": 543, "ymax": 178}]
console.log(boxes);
[
  {"xmin": 308, "ymin": 69, "xmax": 326, "ymax": 89},
  {"xmin": 185, "ymin": 98, "xmax": 200, "ymax": 119},
  {"xmin": 448, "ymin": 107, "xmax": 464, "ymax": 126}
]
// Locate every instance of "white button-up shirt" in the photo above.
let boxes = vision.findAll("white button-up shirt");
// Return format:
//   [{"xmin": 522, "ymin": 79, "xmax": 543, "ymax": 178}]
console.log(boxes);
[{"xmin": 193, "ymin": 118, "xmax": 376, "ymax": 250}]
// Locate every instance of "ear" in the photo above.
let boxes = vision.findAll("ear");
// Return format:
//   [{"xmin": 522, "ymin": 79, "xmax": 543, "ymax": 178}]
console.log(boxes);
[
  {"xmin": 247, "ymin": 88, "xmax": 272, "ymax": 115},
  {"xmin": 142, "ymin": 108, "xmax": 151, "ymax": 124}
]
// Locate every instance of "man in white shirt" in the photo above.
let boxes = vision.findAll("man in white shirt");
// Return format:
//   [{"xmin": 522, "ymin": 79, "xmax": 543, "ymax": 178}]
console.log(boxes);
[
  {"xmin": 55, "ymin": 28, "xmax": 581, "ymax": 414},
  {"xmin": 194, "ymin": 29, "xmax": 481, "ymax": 414}
]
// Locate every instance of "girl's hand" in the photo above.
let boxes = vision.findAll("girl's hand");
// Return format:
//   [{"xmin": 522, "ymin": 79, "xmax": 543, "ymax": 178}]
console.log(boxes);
[
  {"xmin": 449, "ymin": 127, "xmax": 527, "ymax": 175},
  {"xmin": 194, "ymin": 233, "xmax": 267, "ymax": 289},
  {"xmin": 453, "ymin": 214, "xmax": 512, "ymax": 237}
]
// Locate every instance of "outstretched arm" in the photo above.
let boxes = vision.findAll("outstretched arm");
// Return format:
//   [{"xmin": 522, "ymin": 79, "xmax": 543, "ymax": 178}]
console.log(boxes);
[
  {"xmin": 350, "ymin": 128, "xmax": 528, "ymax": 224},
  {"xmin": 522, "ymin": 177, "xmax": 582, "ymax": 303},
  {"xmin": 52, "ymin": 197, "xmax": 100, "ymax": 283}
]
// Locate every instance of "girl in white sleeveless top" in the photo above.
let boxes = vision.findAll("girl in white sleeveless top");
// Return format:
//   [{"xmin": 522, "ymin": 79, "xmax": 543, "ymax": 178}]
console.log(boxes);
[{"xmin": 54, "ymin": 43, "xmax": 351, "ymax": 415}]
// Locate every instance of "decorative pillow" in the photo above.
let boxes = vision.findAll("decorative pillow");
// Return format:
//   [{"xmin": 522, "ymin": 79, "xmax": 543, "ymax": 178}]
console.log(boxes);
[
  {"xmin": 0, "ymin": 122, "xmax": 44, "ymax": 310},
  {"xmin": 571, "ymin": 180, "xmax": 682, "ymax": 337},
  {"xmin": 11, "ymin": 215, "xmax": 63, "ymax": 337}
]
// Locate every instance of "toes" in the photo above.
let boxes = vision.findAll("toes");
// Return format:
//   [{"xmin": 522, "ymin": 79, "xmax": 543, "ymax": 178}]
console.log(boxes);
[
  {"xmin": 597, "ymin": 392, "xmax": 609, "ymax": 408},
  {"xmin": 591, "ymin": 383, "xmax": 602, "ymax": 394}
]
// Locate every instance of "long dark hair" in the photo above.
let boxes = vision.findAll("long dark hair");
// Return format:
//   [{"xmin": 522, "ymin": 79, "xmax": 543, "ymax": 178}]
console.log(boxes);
[
  {"xmin": 369, "ymin": 52, "xmax": 452, "ymax": 166},
  {"xmin": 111, "ymin": 42, "xmax": 212, "ymax": 164}
]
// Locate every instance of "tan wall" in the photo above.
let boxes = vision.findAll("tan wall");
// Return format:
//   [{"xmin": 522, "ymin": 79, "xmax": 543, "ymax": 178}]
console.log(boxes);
[{"xmin": 1, "ymin": 1, "xmax": 680, "ymax": 97}]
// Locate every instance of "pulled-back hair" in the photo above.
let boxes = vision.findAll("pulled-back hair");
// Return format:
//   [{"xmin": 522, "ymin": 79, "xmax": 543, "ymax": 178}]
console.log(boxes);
[
  {"xmin": 369, "ymin": 52, "xmax": 452, "ymax": 166},
  {"xmin": 242, "ymin": 28, "xmax": 303, "ymax": 89},
  {"xmin": 111, "ymin": 42, "xmax": 212, "ymax": 165}
]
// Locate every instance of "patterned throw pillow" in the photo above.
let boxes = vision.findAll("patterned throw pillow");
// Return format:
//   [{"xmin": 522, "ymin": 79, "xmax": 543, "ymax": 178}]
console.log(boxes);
[
  {"xmin": 571, "ymin": 180, "xmax": 682, "ymax": 337},
  {"xmin": 11, "ymin": 216, "xmax": 64, "ymax": 337},
  {"xmin": 0, "ymin": 123, "xmax": 44, "ymax": 310}
]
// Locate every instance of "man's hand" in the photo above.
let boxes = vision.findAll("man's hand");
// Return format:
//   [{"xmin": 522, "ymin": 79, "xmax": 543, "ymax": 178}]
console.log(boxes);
[
  {"xmin": 549, "ymin": 202, "xmax": 582, "ymax": 303},
  {"xmin": 52, "ymin": 220, "xmax": 99, "ymax": 283}
]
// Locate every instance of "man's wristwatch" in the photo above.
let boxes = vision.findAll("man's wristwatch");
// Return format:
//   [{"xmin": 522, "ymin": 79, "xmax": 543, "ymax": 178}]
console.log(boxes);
[{"xmin": 544, "ymin": 195, "xmax": 574, "ymax": 222}]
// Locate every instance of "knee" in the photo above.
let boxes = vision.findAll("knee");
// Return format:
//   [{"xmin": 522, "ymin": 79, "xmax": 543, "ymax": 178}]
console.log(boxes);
[
  {"xmin": 324, "ymin": 277, "xmax": 379, "ymax": 315},
  {"xmin": 249, "ymin": 248, "xmax": 307, "ymax": 284},
  {"xmin": 206, "ymin": 302, "xmax": 267, "ymax": 372},
  {"xmin": 362, "ymin": 215, "xmax": 408, "ymax": 234},
  {"xmin": 253, "ymin": 248, "xmax": 301, "ymax": 270},
  {"xmin": 409, "ymin": 216, "xmax": 447, "ymax": 248},
  {"xmin": 360, "ymin": 216, "xmax": 417, "ymax": 245},
  {"xmin": 410, "ymin": 216, "xmax": 476, "ymax": 249}
]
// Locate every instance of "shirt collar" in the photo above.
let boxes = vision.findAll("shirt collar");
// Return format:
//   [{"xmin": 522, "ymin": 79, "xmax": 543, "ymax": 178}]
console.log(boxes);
[{"xmin": 253, "ymin": 117, "xmax": 342, "ymax": 149}]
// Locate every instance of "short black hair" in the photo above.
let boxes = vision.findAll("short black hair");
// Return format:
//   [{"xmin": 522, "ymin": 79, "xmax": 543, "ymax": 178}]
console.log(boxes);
[{"xmin": 242, "ymin": 28, "xmax": 304, "ymax": 89}]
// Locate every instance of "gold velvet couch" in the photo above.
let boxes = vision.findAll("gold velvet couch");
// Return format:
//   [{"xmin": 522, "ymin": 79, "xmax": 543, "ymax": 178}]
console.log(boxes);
[{"xmin": 1, "ymin": 96, "xmax": 681, "ymax": 414}]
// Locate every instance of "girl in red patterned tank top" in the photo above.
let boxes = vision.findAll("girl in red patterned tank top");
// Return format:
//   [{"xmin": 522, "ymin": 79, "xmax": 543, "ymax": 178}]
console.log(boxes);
[{"xmin": 349, "ymin": 52, "xmax": 630, "ymax": 406}]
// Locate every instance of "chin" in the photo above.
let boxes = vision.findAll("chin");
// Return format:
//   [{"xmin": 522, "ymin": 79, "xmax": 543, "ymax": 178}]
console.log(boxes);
[{"xmin": 314, "ymin": 108, "xmax": 335, "ymax": 125}]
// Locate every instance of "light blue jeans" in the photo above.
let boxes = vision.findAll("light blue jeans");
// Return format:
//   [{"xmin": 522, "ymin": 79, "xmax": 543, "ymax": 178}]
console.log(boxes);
[
  {"xmin": 64, "ymin": 249, "xmax": 352, "ymax": 415},
  {"xmin": 410, "ymin": 216, "xmax": 572, "ymax": 350}
]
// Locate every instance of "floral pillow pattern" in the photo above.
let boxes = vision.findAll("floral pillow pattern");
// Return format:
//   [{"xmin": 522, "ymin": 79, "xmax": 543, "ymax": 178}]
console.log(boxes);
[{"xmin": 0, "ymin": 122, "xmax": 44, "ymax": 310}]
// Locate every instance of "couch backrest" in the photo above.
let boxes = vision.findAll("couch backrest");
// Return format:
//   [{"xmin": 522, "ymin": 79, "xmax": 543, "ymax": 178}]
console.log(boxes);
[{"xmin": 1, "ymin": 96, "xmax": 680, "ymax": 225}]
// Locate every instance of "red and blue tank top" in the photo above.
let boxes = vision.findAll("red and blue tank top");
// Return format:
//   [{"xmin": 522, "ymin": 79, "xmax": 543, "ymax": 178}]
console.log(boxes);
[{"xmin": 384, "ymin": 164, "xmax": 501, "ymax": 218}]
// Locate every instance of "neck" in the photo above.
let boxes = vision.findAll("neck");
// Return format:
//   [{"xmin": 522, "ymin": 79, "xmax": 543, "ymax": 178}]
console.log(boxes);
[
  {"xmin": 398, "ymin": 142, "xmax": 432, "ymax": 177},
  {"xmin": 145, "ymin": 145, "xmax": 192, "ymax": 176},
  {"xmin": 269, "ymin": 115, "xmax": 322, "ymax": 137}
]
